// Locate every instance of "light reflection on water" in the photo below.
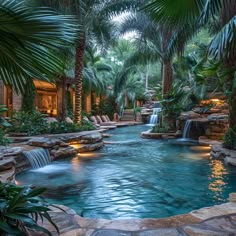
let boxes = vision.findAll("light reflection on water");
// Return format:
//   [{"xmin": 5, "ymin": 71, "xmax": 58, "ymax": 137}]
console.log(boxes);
[
  {"xmin": 16, "ymin": 125, "xmax": 236, "ymax": 219},
  {"xmin": 208, "ymin": 159, "xmax": 228, "ymax": 200}
]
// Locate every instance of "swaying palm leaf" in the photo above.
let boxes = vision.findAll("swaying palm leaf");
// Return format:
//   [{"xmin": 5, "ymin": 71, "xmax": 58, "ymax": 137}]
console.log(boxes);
[
  {"xmin": 208, "ymin": 16, "xmax": 236, "ymax": 59},
  {"xmin": 144, "ymin": 0, "xmax": 204, "ymax": 27},
  {"xmin": 0, "ymin": 0, "xmax": 78, "ymax": 93}
]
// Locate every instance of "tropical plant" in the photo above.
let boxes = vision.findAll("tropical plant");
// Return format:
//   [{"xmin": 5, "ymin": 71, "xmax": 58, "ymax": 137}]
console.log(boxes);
[
  {"xmin": 224, "ymin": 128, "xmax": 236, "ymax": 150},
  {"xmin": 0, "ymin": 0, "xmax": 78, "ymax": 94},
  {"xmin": 9, "ymin": 111, "xmax": 48, "ymax": 136},
  {"xmin": 83, "ymin": 47, "xmax": 112, "ymax": 95},
  {"xmin": 119, "ymin": 11, "xmax": 174, "ymax": 97},
  {"xmin": 38, "ymin": 0, "xmax": 145, "ymax": 124},
  {"xmin": 144, "ymin": 0, "xmax": 236, "ymax": 129},
  {"xmin": 0, "ymin": 183, "xmax": 59, "ymax": 236},
  {"xmin": 48, "ymin": 120, "xmax": 95, "ymax": 134},
  {"xmin": 160, "ymin": 84, "xmax": 186, "ymax": 129},
  {"xmin": 0, "ymin": 105, "xmax": 11, "ymax": 146},
  {"xmin": 0, "ymin": 105, "xmax": 11, "ymax": 128}
]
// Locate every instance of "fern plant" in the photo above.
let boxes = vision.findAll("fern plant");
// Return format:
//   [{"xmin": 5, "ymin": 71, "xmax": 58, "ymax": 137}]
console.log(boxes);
[{"xmin": 0, "ymin": 183, "xmax": 59, "ymax": 236}]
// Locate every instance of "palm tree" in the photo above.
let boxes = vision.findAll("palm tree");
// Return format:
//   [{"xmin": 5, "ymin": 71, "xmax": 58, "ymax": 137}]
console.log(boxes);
[
  {"xmin": 119, "ymin": 12, "xmax": 175, "ymax": 97},
  {"xmin": 39, "ymin": 0, "xmax": 146, "ymax": 124},
  {"xmin": 0, "ymin": 0, "xmax": 78, "ymax": 94},
  {"xmin": 83, "ymin": 47, "xmax": 112, "ymax": 96},
  {"xmin": 145, "ymin": 0, "xmax": 236, "ymax": 129}
]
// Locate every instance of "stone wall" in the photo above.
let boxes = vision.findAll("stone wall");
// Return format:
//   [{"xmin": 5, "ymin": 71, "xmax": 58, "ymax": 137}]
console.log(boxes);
[
  {"xmin": 178, "ymin": 112, "xmax": 229, "ymax": 141},
  {"xmin": 205, "ymin": 114, "xmax": 229, "ymax": 140}
]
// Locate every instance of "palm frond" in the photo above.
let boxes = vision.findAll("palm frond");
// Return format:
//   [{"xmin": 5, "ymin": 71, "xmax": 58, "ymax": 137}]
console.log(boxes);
[
  {"xmin": 144, "ymin": 0, "xmax": 204, "ymax": 27},
  {"xmin": 208, "ymin": 16, "xmax": 236, "ymax": 59},
  {"xmin": 0, "ymin": 0, "xmax": 78, "ymax": 93}
]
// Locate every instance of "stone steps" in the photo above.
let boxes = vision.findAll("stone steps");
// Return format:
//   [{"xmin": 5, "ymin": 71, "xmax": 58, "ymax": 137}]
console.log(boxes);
[{"xmin": 120, "ymin": 110, "xmax": 135, "ymax": 121}]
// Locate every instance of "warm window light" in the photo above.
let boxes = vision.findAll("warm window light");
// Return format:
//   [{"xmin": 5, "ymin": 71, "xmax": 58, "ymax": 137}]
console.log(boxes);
[{"xmin": 211, "ymin": 99, "xmax": 220, "ymax": 103}]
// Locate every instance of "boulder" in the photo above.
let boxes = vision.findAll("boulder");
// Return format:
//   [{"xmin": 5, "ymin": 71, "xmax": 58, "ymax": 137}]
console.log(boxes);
[
  {"xmin": 0, "ymin": 158, "xmax": 16, "ymax": 183},
  {"xmin": 0, "ymin": 158, "xmax": 16, "ymax": 171},
  {"xmin": 0, "ymin": 166, "xmax": 15, "ymax": 183},
  {"xmin": 28, "ymin": 137, "xmax": 61, "ymax": 148},
  {"xmin": 208, "ymin": 113, "xmax": 228, "ymax": 121},
  {"xmin": 0, "ymin": 147, "xmax": 24, "ymax": 157},
  {"xmin": 179, "ymin": 111, "xmax": 201, "ymax": 121},
  {"xmin": 229, "ymin": 193, "xmax": 236, "ymax": 203},
  {"xmin": 74, "ymin": 142, "xmax": 104, "ymax": 153},
  {"xmin": 50, "ymin": 146, "xmax": 77, "ymax": 159}
]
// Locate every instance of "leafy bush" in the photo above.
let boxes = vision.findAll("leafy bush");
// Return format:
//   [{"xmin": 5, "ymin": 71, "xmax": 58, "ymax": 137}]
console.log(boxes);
[
  {"xmin": 49, "ymin": 120, "xmax": 95, "ymax": 134},
  {"xmin": 224, "ymin": 128, "xmax": 236, "ymax": 150},
  {"xmin": 9, "ymin": 111, "xmax": 48, "ymax": 136},
  {"xmin": 49, "ymin": 121, "xmax": 80, "ymax": 134},
  {"xmin": 151, "ymin": 124, "xmax": 169, "ymax": 133},
  {"xmin": 0, "ymin": 105, "xmax": 11, "ymax": 146},
  {"xmin": 0, "ymin": 128, "xmax": 10, "ymax": 146},
  {"xmin": 0, "ymin": 183, "xmax": 58, "ymax": 236}
]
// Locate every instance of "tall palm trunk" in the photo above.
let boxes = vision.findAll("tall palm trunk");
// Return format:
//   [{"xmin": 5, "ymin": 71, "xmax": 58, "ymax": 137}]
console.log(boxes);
[
  {"xmin": 57, "ymin": 76, "xmax": 67, "ymax": 121},
  {"xmin": 74, "ymin": 34, "xmax": 86, "ymax": 124},
  {"xmin": 161, "ymin": 29, "xmax": 173, "ymax": 98},
  {"xmin": 162, "ymin": 59, "xmax": 173, "ymax": 97}
]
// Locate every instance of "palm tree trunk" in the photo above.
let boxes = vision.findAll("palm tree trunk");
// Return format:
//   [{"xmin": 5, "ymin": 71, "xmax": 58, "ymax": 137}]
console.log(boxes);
[
  {"xmin": 74, "ymin": 34, "xmax": 86, "ymax": 124},
  {"xmin": 57, "ymin": 76, "xmax": 67, "ymax": 121},
  {"xmin": 162, "ymin": 59, "xmax": 173, "ymax": 97},
  {"xmin": 161, "ymin": 28, "xmax": 173, "ymax": 98}
]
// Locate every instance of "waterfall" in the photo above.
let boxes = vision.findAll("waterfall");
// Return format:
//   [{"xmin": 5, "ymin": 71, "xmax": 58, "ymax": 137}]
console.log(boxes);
[
  {"xmin": 23, "ymin": 148, "xmax": 51, "ymax": 169},
  {"xmin": 149, "ymin": 108, "xmax": 161, "ymax": 125},
  {"xmin": 182, "ymin": 120, "xmax": 192, "ymax": 139}
]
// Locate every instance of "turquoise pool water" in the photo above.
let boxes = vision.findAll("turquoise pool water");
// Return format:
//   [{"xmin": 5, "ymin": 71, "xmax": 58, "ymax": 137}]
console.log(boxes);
[{"xmin": 16, "ymin": 125, "xmax": 236, "ymax": 219}]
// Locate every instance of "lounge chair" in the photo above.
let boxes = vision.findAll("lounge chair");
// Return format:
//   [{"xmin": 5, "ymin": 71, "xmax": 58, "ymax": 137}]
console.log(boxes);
[
  {"xmin": 90, "ymin": 116, "xmax": 116, "ymax": 129},
  {"xmin": 95, "ymin": 115, "xmax": 117, "ymax": 126},
  {"xmin": 101, "ymin": 115, "xmax": 117, "ymax": 124}
]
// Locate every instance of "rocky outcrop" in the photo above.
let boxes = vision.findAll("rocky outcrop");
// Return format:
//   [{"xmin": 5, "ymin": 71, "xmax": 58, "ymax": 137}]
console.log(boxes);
[
  {"xmin": 50, "ymin": 146, "xmax": 77, "ymax": 159},
  {"xmin": 0, "ymin": 131, "xmax": 104, "ymax": 183},
  {"xmin": 211, "ymin": 144, "xmax": 236, "ymax": 166},
  {"xmin": 206, "ymin": 114, "xmax": 229, "ymax": 140},
  {"xmin": 45, "ymin": 131, "xmax": 103, "ymax": 144},
  {"xmin": 0, "ymin": 158, "xmax": 16, "ymax": 183},
  {"xmin": 27, "ymin": 131, "xmax": 104, "ymax": 159},
  {"xmin": 0, "ymin": 147, "xmax": 26, "ymax": 183},
  {"xmin": 179, "ymin": 111, "xmax": 201, "ymax": 121},
  {"xmin": 27, "ymin": 138, "xmax": 62, "ymax": 148},
  {"xmin": 141, "ymin": 130, "xmax": 177, "ymax": 139}
]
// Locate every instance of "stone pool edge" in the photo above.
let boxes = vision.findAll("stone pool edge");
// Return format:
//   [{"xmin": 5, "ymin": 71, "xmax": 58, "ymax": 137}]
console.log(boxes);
[{"xmin": 40, "ymin": 196, "xmax": 236, "ymax": 235}]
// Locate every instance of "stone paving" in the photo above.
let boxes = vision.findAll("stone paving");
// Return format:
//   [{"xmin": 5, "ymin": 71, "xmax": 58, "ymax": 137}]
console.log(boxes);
[{"xmin": 37, "ymin": 200, "xmax": 236, "ymax": 236}]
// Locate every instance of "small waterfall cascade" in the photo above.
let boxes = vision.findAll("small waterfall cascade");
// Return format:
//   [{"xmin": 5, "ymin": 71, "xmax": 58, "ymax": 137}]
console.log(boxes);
[
  {"xmin": 23, "ymin": 148, "xmax": 51, "ymax": 169},
  {"xmin": 149, "ymin": 108, "xmax": 161, "ymax": 125},
  {"xmin": 182, "ymin": 120, "xmax": 192, "ymax": 139}
]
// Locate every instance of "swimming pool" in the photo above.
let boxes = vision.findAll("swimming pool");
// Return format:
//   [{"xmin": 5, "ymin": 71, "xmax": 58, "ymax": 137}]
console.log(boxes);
[{"xmin": 16, "ymin": 125, "xmax": 236, "ymax": 219}]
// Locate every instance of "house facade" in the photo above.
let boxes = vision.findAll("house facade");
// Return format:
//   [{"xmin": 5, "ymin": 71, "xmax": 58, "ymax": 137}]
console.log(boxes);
[{"xmin": 0, "ymin": 80, "xmax": 100, "ymax": 117}]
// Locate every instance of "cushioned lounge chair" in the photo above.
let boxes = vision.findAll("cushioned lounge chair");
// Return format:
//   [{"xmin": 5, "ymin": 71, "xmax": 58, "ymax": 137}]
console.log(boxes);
[
  {"xmin": 90, "ymin": 116, "xmax": 116, "ymax": 129},
  {"xmin": 96, "ymin": 115, "xmax": 117, "ymax": 126}
]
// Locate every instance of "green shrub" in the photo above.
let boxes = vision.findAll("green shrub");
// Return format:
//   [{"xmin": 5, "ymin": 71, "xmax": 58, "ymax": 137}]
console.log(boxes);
[
  {"xmin": 49, "ymin": 120, "xmax": 95, "ymax": 134},
  {"xmin": 9, "ymin": 111, "xmax": 48, "ymax": 136},
  {"xmin": 151, "ymin": 124, "xmax": 169, "ymax": 133},
  {"xmin": 224, "ymin": 128, "xmax": 236, "ymax": 150},
  {"xmin": 49, "ymin": 121, "xmax": 80, "ymax": 134},
  {"xmin": 0, "ymin": 183, "xmax": 58, "ymax": 236},
  {"xmin": 0, "ymin": 128, "xmax": 10, "ymax": 146},
  {"xmin": 0, "ymin": 105, "xmax": 11, "ymax": 145}
]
